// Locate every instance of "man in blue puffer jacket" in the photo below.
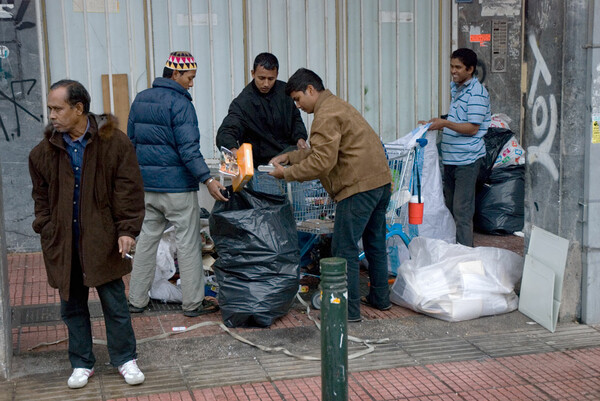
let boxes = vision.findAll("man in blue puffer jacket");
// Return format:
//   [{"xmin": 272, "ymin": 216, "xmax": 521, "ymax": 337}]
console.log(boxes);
[{"xmin": 127, "ymin": 51, "xmax": 227, "ymax": 317}]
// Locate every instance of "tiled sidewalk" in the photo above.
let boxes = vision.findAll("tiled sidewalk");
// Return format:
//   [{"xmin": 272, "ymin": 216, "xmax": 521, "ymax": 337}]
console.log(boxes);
[
  {"xmin": 9, "ymin": 252, "xmax": 416, "ymax": 355},
  {"xmin": 7, "ymin": 241, "xmax": 600, "ymax": 401},
  {"xmin": 43, "ymin": 348, "xmax": 600, "ymax": 401}
]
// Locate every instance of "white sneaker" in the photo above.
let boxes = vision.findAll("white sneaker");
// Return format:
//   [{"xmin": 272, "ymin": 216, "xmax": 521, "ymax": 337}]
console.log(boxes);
[
  {"xmin": 118, "ymin": 359, "xmax": 145, "ymax": 385},
  {"xmin": 67, "ymin": 367, "xmax": 94, "ymax": 389}
]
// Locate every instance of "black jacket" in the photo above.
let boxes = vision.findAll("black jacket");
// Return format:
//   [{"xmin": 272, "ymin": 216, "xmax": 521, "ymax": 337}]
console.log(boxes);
[{"xmin": 216, "ymin": 80, "xmax": 307, "ymax": 166}]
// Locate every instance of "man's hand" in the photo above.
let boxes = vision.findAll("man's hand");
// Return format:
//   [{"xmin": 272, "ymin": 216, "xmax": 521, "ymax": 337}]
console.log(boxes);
[
  {"xmin": 420, "ymin": 118, "xmax": 478, "ymax": 136},
  {"xmin": 297, "ymin": 138, "xmax": 308, "ymax": 149},
  {"xmin": 424, "ymin": 118, "xmax": 446, "ymax": 131},
  {"xmin": 118, "ymin": 236, "xmax": 136, "ymax": 259},
  {"xmin": 269, "ymin": 153, "xmax": 289, "ymax": 166},
  {"xmin": 269, "ymin": 162, "xmax": 285, "ymax": 179},
  {"xmin": 206, "ymin": 178, "xmax": 229, "ymax": 202},
  {"xmin": 268, "ymin": 153, "xmax": 289, "ymax": 179}
]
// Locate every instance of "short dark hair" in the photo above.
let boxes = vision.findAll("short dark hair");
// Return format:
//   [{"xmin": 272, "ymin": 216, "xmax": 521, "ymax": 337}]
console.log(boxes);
[
  {"xmin": 253, "ymin": 52, "xmax": 279, "ymax": 71},
  {"xmin": 451, "ymin": 48, "xmax": 478, "ymax": 75},
  {"xmin": 285, "ymin": 68, "xmax": 325, "ymax": 96},
  {"xmin": 162, "ymin": 67, "xmax": 174, "ymax": 78},
  {"xmin": 50, "ymin": 80, "xmax": 91, "ymax": 114}
]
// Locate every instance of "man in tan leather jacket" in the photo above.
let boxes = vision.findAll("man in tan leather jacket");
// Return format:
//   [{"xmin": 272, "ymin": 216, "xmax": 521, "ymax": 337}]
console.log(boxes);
[{"xmin": 269, "ymin": 68, "xmax": 392, "ymax": 322}]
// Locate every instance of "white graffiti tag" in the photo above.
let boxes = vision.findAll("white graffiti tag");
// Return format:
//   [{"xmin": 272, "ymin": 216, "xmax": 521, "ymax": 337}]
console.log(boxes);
[
  {"xmin": 0, "ymin": 3, "xmax": 14, "ymax": 19},
  {"xmin": 527, "ymin": 33, "xmax": 559, "ymax": 181},
  {"xmin": 0, "ymin": 45, "xmax": 9, "ymax": 59}
]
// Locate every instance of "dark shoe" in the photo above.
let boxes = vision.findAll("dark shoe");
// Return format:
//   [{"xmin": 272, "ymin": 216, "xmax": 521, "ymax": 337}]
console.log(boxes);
[
  {"xmin": 128, "ymin": 303, "xmax": 146, "ymax": 313},
  {"xmin": 183, "ymin": 298, "xmax": 220, "ymax": 317},
  {"xmin": 360, "ymin": 296, "xmax": 392, "ymax": 311},
  {"xmin": 348, "ymin": 316, "xmax": 363, "ymax": 323}
]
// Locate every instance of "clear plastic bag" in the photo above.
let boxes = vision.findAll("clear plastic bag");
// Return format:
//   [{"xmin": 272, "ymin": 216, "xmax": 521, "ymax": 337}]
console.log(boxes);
[
  {"xmin": 149, "ymin": 226, "xmax": 183, "ymax": 303},
  {"xmin": 390, "ymin": 237, "xmax": 523, "ymax": 322}
]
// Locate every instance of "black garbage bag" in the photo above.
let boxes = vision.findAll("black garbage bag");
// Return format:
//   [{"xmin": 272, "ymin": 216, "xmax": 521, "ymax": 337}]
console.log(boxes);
[
  {"xmin": 478, "ymin": 128, "xmax": 516, "ymax": 186},
  {"xmin": 209, "ymin": 187, "xmax": 300, "ymax": 328},
  {"xmin": 475, "ymin": 165, "xmax": 524, "ymax": 235}
]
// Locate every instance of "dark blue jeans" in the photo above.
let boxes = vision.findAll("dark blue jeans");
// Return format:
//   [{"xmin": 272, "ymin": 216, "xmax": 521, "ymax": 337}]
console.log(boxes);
[
  {"xmin": 443, "ymin": 158, "xmax": 483, "ymax": 247},
  {"xmin": 61, "ymin": 252, "xmax": 137, "ymax": 368},
  {"xmin": 332, "ymin": 184, "xmax": 392, "ymax": 320}
]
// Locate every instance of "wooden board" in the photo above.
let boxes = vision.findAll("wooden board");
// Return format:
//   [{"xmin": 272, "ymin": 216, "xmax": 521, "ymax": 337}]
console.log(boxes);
[{"xmin": 101, "ymin": 74, "xmax": 129, "ymax": 133}]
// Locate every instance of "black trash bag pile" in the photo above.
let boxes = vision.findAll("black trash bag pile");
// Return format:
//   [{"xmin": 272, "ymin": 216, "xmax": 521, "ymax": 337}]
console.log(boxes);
[
  {"xmin": 475, "ymin": 165, "xmax": 524, "ymax": 234},
  {"xmin": 477, "ymin": 128, "xmax": 515, "ymax": 185},
  {"xmin": 209, "ymin": 188, "xmax": 300, "ymax": 328},
  {"xmin": 475, "ymin": 128, "xmax": 524, "ymax": 234}
]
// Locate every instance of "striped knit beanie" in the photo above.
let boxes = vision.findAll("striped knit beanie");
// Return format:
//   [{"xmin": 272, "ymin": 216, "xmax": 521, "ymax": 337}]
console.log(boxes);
[{"xmin": 165, "ymin": 51, "xmax": 197, "ymax": 71}]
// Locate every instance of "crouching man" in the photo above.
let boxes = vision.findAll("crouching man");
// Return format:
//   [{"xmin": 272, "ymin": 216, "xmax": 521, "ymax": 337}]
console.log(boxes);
[
  {"xmin": 28, "ymin": 80, "xmax": 146, "ymax": 389},
  {"xmin": 269, "ymin": 68, "xmax": 393, "ymax": 322}
]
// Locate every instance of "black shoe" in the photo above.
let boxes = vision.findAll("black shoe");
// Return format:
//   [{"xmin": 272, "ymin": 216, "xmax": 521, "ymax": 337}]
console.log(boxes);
[
  {"xmin": 348, "ymin": 316, "xmax": 363, "ymax": 323},
  {"xmin": 128, "ymin": 303, "xmax": 146, "ymax": 313},
  {"xmin": 360, "ymin": 296, "xmax": 392, "ymax": 311},
  {"xmin": 183, "ymin": 298, "xmax": 220, "ymax": 317}
]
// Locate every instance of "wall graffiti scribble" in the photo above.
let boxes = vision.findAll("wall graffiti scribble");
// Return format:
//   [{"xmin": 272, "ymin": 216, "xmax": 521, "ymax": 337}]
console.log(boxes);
[
  {"xmin": 0, "ymin": 0, "xmax": 40, "ymax": 142},
  {"xmin": 0, "ymin": 79, "xmax": 40, "ymax": 141},
  {"xmin": 526, "ymin": 33, "xmax": 559, "ymax": 181},
  {"xmin": 1, "ymin": 0, "xmax": 35, "ymax": 31}
]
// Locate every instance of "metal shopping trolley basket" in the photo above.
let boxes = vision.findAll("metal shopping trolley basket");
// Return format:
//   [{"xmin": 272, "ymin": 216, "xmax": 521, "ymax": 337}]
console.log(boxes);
[
  {"xmin": 249, "ymin": 171, "xmax": 335, "ymax": 237},
  {"xmin": 385, "ymin": 143, "xmax": 417, "ymax": 230},
  {"xmin": 249, "ymin": 172, "xmax": 333, "ymax": 223}
]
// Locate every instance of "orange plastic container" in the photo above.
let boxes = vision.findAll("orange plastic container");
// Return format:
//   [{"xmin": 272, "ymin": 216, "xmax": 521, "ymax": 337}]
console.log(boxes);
[
  {"xmin": 408, "ymin": 195, "xmax": 424, "ymax": 225},
  {"xmin": 408, "ymin": 202, "xmax": 424, "ymax": 224},
  {"xmin": 232, "ymin": 143, "xmax": 254, "ymax": 192}
]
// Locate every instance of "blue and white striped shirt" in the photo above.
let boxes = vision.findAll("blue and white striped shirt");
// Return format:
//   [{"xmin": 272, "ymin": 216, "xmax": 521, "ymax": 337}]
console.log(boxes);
[{"xmin": 441, "ymin": 77, "xmax": 490, "ymax": 165}]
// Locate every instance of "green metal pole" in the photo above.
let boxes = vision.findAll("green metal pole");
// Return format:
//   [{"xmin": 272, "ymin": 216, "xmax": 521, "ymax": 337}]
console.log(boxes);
[{"xmin": 320, "ymin": 257, "xmax": 348, "ymax": 401}]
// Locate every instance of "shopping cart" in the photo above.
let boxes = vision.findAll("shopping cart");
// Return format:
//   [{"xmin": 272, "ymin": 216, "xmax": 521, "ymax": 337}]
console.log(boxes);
[
  {"xmin": 252, "ymin": 139, "xmax": 426, "ymax": 309},
  {"xmin": 248, "ymin": 172, "xmax": 335, "ymax": 252},
  {"xmin": 355, "ymin": 141, "xmax": 424, "ymax": 262}
]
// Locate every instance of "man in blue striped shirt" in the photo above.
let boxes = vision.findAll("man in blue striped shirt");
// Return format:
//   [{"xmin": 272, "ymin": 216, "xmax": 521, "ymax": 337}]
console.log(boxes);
[{"xmin": 423, "ymin": 48, "xmax": 491, "ymax": 246}]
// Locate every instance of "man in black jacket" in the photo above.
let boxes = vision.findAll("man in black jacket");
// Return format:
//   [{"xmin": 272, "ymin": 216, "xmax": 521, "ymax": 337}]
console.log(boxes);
[{"xmin": 216, "ymin": 52, "xmax": 308, "ymax": 167}]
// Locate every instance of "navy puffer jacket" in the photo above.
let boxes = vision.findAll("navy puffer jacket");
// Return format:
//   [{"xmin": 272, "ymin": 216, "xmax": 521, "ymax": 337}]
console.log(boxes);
[{"xmin": 128, "ymin": 77, "xmax": 211, "ymax": 192}]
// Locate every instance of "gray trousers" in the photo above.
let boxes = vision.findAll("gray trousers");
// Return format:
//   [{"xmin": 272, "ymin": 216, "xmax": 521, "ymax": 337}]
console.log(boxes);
[
  {"xmin": 443, "ymin": 158, "xmax": 483, "ymax": 247},
  {"xmin": 129, "ymin": 191, "xmax": 204, "ymax": 311}
]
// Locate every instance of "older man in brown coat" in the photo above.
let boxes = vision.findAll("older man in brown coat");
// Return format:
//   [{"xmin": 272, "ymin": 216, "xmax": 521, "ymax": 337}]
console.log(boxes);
[{"xmin": 29, "ymin": 80, "xmax": 146, "ymax": 389}]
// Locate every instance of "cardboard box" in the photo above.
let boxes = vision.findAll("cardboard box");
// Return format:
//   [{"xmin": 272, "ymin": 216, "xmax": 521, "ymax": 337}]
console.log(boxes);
[{"xmin": 232, "ymin": 143, "xmax": 254, "ymax": 191}]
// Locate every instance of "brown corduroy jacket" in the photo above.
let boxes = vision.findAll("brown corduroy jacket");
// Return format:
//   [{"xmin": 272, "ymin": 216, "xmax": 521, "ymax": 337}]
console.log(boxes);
[
  {"xmin": 29, "ymin": 113, "xmax": 145, "ymax": 301},
  {"xmin": 283, "ymin": 90, "xmax": 391, "ymax": 202}
]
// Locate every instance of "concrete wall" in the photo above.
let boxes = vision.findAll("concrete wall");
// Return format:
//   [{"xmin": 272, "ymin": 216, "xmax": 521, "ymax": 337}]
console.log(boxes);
[
  {"xmin": 456, "ymin": 0, "xmax": 590, "ymax": 322},
  {"xmin": 582, "ymin": 0, "xmax": 600, "ymax": 324},
  {"xmin": 0, "ymin": 156, "xmax": 11, "ymax": 378},
  {"xmin": 520, "ymin": 0, "xmax": 587, "ymax": 322},
  {"xmin": 0, "ymin": 0, "xmax": 45, "ymax": 252}
]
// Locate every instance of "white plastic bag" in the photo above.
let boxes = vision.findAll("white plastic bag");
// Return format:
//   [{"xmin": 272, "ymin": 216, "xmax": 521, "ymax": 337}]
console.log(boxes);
[
  {"xmin": 390, "ymin": 237, "xmax": 523, "ymax": 322},
  {"xmin": 419, "ymin": 131, "xmax": 456, "ymax": 243},
  {"xmin": 385, "ymin": 129, "xmax": 456, "ymax": 244},
  {"xmin": 149, "ymin": 226, "xmax": 183, "ymax": 303},
  {"xmin": 386, "ymin": 234, "xmax": 410, "ymax": 275},
  {"xmin": 493, "ymin": 135, "xmax": 526, "ymax": 168},
  {"xmin": 489, "ymin": 113, "xmax": 512, "ymax": 130}
]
